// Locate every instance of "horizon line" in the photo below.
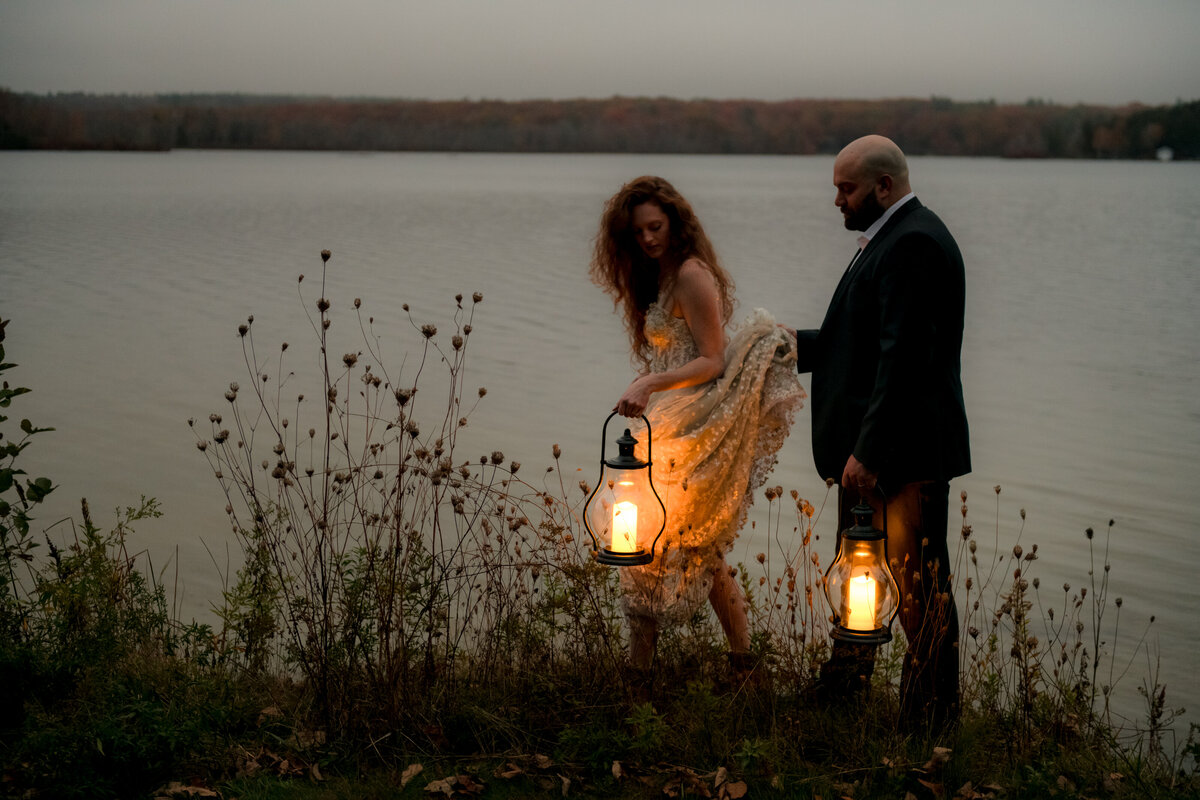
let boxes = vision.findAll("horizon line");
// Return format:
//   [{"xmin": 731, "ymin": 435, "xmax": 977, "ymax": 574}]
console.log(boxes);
[{"xmin": 3, "ymin": 88, "xmax": 1193, "ymax": 110}]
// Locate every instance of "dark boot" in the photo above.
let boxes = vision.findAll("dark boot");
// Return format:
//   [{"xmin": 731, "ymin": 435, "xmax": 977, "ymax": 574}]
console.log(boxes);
[
  {"xmin": 727, "ymin": 651, "xmax": 757, "ymax": 688},
  {"xmin": 628, "ymin": 666, "xmax": 653, "ymax": 704},
  {"xmin": 816, "ymin": 640, "xmax": 875, "ymax": 706}
]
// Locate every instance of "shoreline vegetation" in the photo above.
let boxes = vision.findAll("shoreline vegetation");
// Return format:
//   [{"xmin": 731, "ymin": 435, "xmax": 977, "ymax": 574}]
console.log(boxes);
[
  {"xmin": 0, "ymin": 90, "xmax": 1198, "ymax": 159},
  {"xmin": 2, "ymin": 254, "xmax": 1199, "ymax": 799}
]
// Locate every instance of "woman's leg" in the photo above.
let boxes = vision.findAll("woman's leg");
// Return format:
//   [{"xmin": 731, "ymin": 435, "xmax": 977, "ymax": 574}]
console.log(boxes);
[{"xmin": 708, "ymin": 557, "xmax": 751, "ymax": 654}]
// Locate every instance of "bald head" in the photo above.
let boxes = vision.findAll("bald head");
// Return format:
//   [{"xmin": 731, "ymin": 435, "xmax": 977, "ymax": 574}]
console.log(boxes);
[
  {"xmin": 836, "ymin": 135, "xmax": 911, "ymax": 196},
  {"xmin": 832, "ymin": 135, "xmax": 913, "ymax": 231},
  {"xmin": 835, "ymin": 135, "xmax": 907, "ymax": 199}
]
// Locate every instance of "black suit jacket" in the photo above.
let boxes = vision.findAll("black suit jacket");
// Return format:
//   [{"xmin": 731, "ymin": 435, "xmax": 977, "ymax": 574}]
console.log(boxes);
[{"xmin": 795, "ymin": 198, "xmax": 970, "ymax": 491}]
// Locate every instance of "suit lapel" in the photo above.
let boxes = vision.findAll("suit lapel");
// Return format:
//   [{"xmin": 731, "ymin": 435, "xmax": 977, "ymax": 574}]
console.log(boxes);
[
  {"xmin": 821, "ymin": 254, "xmax": 860, "ymax": 332},
  {"xmin": 821, "ymin": 198, "xmax": 924, "ymax": 332}
]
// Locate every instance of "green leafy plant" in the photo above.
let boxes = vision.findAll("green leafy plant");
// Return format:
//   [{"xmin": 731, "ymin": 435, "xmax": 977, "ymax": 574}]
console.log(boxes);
[{"xmin": 0, "ymin": 316, "xmax": 56, "ymax": 638}]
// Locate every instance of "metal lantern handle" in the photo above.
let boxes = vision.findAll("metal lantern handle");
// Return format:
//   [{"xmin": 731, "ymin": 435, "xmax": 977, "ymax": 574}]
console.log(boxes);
[{"xmin": 842, "ymin": 484, "xmax": 888, "ymax": 539}]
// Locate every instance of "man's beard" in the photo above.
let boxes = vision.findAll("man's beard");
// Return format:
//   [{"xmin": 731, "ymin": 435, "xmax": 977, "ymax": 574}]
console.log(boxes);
[{"xmin": 843, "ymin": 192, "xmax": 885, "ymax": 231}]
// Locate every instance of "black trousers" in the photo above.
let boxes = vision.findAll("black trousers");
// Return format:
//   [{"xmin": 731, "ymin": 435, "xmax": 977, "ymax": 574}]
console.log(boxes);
[{"xmin": 820, "ymin": 480, "xmax": 960, "ymax": 725}]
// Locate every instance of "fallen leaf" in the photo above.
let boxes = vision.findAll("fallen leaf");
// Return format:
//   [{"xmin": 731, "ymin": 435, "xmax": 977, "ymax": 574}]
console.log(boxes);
[
  {"xmin": 723, "ymin": 780, "xmax": 748, "ymax": 799},
  {"xmin": 256, "ymin": 706, "xmax": 283, "ymax": 726},
  {"xmin": 534, "ymin": 753, "xmax": 554, "ymax": 770},
  {"xmin": 954, "ymin": 781, "xmax": 983, "ymax": 799},
  {"xmin": 495, "ymin": 763, "xmax": 523, "ymax": 779},
  {"xmin": 682, "ymin": 770, "xmax": 712, "ymax": 798},
  {"xmin": 922, "ymin": 746, "xmax": 952, "ymax": 773},
  {"xmin": 153, "ymin": 783, "xmax": 220, "ymax": 799},
  {"xmin": 237, "ymin": 755, "xmax": 261, "ymax": 778},
  {"xmin": 311, "ymin": 762, "xmax": 324, "ymax": 782},
  {"xmin": 917, "ymin": 777, "xmax": 945, "ymax": 798},
  {"xmin": 425, "ymin": 774, "xmax": 487, "ymax": 797},
  {"xmin": 714, "ymin": 766, "xmax": 729, "ymax": 787},
  {"xmin": 612, "ymin": 761, "xmax": 623, "ymax": 780},
  {"xmin": 425, "ymin": 778, "xmax": 454, "ymax": 796},
  {"xmin": 560, "ymin": 774, "xmax": 571, "ymax": 797},
  {"xmin": 456, "ymin": 774, "xmax": 486, "ymax": 795},
  {"xmin": 401, "ymin": 763, "xmax": 424, "ymax": 788}
]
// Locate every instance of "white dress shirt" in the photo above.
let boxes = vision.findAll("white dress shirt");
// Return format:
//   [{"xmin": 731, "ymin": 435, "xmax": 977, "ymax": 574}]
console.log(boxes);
[
  {"xmin": 847, "ymin": 191, "xmax": 916, "ymax": 269},
  {"xmin": 859, "ymin": 191, "xmax": 916, "ymax": 248}
]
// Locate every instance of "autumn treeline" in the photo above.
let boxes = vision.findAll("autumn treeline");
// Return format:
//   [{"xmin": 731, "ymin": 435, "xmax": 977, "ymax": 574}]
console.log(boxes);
[{"xmin": 1, "ymin": 90, "xmax": 1197, "ymax": 159}]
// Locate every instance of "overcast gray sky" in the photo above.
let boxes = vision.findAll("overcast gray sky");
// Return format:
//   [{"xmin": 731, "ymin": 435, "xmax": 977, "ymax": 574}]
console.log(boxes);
[{"xmin": 1, "ymin": 0, "xmax": 1197, "ymax": 105}]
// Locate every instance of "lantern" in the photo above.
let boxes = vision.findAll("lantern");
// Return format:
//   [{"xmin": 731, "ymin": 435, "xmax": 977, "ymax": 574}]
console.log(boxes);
[
  {"xmin": 582, "ymin": 412, "xmax": 667, "ymax": 566},
  {"xmin": 823, "ymin": 501, "xmax": 900, "ymax": 645}
]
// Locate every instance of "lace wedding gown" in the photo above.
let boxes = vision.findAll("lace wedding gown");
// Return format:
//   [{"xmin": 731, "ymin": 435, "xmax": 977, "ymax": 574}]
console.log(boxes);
[{"xmin": 620, "ymin": 295, "xmax": 806, "ymax": 625}]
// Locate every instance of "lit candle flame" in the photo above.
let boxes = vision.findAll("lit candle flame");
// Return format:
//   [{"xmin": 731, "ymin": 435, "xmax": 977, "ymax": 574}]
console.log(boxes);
[
  {"xmin": 845, "ymin": 573, "xmax": 877, "ymax": 631},
  {"xmin": 612, "ymin": 501, "xmax": 638, "ymax": 553}
]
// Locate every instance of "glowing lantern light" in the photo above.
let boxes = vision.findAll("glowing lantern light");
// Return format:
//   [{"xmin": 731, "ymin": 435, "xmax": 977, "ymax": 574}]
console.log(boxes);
[
  {"xmin": 823, "ymin": 501, "xmax": 900, "ymax": 645},
  {"xmin": 582, "ymin": 412, "xmax": 666, "ymax": 566}
]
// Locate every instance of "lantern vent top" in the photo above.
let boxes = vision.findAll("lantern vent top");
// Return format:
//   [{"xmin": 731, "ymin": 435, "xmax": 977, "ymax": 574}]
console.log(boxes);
[
  {"xmin": 845, "ymin": 502, "xmax": 884, "ymax": 541},
  {"xmin": 605, "ymin": 427, "xmax": 649, "ymax": 469}
]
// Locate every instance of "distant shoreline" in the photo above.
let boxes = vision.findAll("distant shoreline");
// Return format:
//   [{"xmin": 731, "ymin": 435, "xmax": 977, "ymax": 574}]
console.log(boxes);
[{"xmin": 1, "ymin": 91, "xmax": 1196, "ymax": 159}]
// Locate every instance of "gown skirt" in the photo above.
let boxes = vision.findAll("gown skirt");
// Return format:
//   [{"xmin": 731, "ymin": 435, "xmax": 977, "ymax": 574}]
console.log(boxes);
[{"xmin": 620, "ymin": 301, "xmax": 806, "ymax": 625}]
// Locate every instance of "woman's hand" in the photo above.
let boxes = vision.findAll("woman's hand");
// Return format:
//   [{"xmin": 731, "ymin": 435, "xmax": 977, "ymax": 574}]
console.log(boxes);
[{"xmin": 615, "ymin": 374, "xmax": 657, "ymax": 418}]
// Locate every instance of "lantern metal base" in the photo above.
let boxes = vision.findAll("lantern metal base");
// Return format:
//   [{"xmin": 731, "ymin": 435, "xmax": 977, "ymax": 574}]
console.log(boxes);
[
  {"xmin": 596, "ymin": 548, "xmax": 654, "ymax": 566},
  {"xmin": 830, "ymin": 625, "xmax": 893, "ymax": 646}
]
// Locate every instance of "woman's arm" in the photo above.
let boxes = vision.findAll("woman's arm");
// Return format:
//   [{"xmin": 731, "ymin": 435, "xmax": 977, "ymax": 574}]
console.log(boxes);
[{"xmin": 616, "ymin": 259, "xmax": 726, "ymax": 417}]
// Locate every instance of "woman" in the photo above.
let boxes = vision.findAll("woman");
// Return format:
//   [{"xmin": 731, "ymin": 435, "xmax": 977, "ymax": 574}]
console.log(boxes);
[{"xmin": 590, "ymin": 176, "xmax": 805, "ymax": 674}]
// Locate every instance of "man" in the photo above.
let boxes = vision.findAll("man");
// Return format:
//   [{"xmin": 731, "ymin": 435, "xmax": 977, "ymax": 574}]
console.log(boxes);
[{"xmin": 790, "ymin": 135, "xmax": 970, "ymax": 728}]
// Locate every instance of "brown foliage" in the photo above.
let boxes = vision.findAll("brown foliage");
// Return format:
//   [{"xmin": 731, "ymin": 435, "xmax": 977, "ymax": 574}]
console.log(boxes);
[{"xmin": 2, "ymin": 90, "xmax": 1196, "ymax": 158}]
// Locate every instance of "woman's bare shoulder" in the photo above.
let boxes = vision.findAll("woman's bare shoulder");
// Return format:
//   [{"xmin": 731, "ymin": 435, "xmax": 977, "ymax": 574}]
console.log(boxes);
[
  {"xmin": 659, "ymin": 260, "xmax": 715, "ymax": 319},
  {"xmin": 675, "ymin": 258, "xmax": 718, "ymax": 293}
]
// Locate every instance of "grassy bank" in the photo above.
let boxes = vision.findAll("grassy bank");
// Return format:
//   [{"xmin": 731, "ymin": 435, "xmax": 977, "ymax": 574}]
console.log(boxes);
[{"xmin": 1, "ymin": 261, "xmax": 1197, "ymax": 799}]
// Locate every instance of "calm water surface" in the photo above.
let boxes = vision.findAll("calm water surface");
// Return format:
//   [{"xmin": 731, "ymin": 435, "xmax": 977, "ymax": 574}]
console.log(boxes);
[{"xmin": 2, "ymin": 150, "xmax": 1198, "ymax": 726}]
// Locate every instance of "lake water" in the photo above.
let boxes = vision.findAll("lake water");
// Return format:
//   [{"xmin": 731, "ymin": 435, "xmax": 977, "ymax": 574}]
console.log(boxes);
[{"xmin": 2, "ymin": 150, "xmax": 1198, "ymax": 729}]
